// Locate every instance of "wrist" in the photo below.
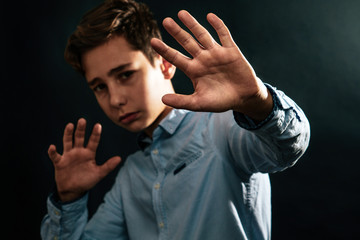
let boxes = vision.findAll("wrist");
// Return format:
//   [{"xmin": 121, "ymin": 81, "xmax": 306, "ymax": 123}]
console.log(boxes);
[
  {"xmin": 50, "ymin": 185, "xmax": 88, "ymax": 207},
  {"xmin": 234, "ymin": 85, "xmax": 274, "ymax": 123},
  {"xmin": 55, "ymin": 183, "xmax": 87, "ymax": 203},
  {"xmin": 58, "ymin": 191, "xmax": 86, "ymax": 203}
]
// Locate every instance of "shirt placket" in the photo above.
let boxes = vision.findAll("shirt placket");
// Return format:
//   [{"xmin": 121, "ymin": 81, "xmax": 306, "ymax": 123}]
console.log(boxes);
[{"xmin": 151, "ymin": 133, "xmax": 167, "ymax": 240}]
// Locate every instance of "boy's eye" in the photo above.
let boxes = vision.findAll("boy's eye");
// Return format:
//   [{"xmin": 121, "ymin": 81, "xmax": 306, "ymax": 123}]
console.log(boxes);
[
  {"xmin": 118, "ymin": 71, "xmax": 135, "ymax": 80},
  {"xmin": 93, "ymin": 83, "xmax": 106, "ymax": 92}
]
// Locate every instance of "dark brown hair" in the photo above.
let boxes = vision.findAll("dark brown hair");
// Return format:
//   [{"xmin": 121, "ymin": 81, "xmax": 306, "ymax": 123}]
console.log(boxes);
[{"xmin": 64, "ymin": 0, "xmax": 162, "ymax": 75}]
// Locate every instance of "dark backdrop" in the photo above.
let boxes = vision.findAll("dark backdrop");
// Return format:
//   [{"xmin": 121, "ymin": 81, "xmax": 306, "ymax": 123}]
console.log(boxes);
[{"xmin": 3, "ymin": 0, "xmax": 360, "ymax": 239}]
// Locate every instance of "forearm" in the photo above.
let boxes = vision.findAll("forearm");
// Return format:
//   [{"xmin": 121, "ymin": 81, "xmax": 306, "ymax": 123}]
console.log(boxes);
[{"xmin": 41, "ymin": 193, "xmax": 88, "ymax": 240}]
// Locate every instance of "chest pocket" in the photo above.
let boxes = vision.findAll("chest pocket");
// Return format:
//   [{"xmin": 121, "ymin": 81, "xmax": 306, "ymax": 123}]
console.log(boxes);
[{"xmin": 169, "ymin": 150, "xmax": 203, "ymax": 177}]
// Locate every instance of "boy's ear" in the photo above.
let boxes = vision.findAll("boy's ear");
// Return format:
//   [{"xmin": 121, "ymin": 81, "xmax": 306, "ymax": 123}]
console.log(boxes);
[{"xmin": 159, "ymin": 56, "xmax": 176, "ymax": 80}]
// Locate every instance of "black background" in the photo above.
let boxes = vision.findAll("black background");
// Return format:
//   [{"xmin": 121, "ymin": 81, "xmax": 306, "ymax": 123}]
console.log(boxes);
[{"xmin": 3, "ymin": 0, "xmax": 360, "ymax": 239}]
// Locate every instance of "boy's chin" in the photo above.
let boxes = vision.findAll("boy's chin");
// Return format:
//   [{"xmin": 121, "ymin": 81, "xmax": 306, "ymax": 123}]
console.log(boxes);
[
  {"xmin": 117, "ymin": 124, "xmax": 144, "ymax": 133},
  {"xmin": 115, "ymin": 121, "xmax": 147, "ymax": 133},
  {"xmin": 124, "ymin": 127, "xmax": 144, "ymax": 133}
]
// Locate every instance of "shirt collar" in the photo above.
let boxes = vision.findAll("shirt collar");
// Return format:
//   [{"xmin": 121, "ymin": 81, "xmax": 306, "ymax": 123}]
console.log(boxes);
[
  {"xmin": 137, "ymin": 109, "xmax": 190, "ymax": 150},
  {"xmin": 158, "ymin": 108, "xmax": 189, "ymax": 135}
]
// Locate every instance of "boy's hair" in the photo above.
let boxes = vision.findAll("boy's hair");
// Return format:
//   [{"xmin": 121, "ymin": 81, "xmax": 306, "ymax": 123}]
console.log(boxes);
[{"xmin": 64, "ymin": 0, "xmax": 162, "ymax": 75}]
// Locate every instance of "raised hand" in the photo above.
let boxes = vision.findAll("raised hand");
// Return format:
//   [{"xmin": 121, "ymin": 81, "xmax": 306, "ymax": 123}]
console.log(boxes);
[
  {"xmin": 151, "ymin": 10, "xmax": 273, "ymax": 122},
  {"xmin": 48, "ymin": 118, "xmax": 121, "ymax": 202}
]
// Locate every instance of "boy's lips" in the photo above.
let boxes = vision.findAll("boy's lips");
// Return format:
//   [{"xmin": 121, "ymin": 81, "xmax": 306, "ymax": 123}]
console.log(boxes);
[{"xmin": 119, "ymin": 111, "xmax": 140, "ymax": 124}]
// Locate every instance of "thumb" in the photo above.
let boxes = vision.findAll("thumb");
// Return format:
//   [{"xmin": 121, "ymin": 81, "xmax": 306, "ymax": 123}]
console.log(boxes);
[
  {"xmin": 48, "ymin": 144, "xmax": 61, "ymax": 164},
  {"xmin": 162, "ymin": 93, "xmax": 199, "ymax": 111},
  {"xmin": 98, "ymin": 156, "xmax": 122, "ymax": 178}
]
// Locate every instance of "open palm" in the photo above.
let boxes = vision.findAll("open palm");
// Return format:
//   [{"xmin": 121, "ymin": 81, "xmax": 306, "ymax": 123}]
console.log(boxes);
[
  {"xmin": 151, "ymin": 11, "xmax": 273, "ymax": 121},
  {"xmin": 48, "ymin": 119, "xmax": 121, "ymax": 202}
]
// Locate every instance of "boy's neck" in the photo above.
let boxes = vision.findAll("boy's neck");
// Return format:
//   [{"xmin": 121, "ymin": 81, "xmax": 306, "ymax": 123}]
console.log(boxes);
[{"xmin": 144, "ymin": 106, "xmax": 173, "ymax": 138}]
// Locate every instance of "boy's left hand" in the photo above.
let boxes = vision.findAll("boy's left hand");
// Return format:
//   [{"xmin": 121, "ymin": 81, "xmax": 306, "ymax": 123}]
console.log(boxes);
[{"xmin": 151, "ymin": 10, "xmax": 273, "ymax": 122}]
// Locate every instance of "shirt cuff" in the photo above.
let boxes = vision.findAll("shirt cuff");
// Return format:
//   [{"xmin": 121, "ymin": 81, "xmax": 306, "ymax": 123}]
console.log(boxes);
[
  {"xmin": 46, "ymin": 192, "xmax": 88, "ymax": 227},
  {"xmin": 233, "ymin": 83, "xmax": 279, "ymax": 130}
]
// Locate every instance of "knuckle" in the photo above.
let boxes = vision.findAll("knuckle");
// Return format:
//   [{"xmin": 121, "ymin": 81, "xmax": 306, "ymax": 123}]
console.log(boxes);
[
  {"xmin": 196, "ymin": 30, "xmax": 207, "ymax": 41},
  {"xmin": 170, "ymin": 51, "xmax": 179, "ymax": 64},
  {"xmin": 173, "ymin": 27, "xmax": 182, "ymax": 38},
  {"xmin": 182, "ymin": 35, "xmax": 192, "ymax": 46}
]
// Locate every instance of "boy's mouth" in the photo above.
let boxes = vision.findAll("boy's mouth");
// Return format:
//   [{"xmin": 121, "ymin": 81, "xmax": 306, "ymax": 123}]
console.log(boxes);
[{"xmin": 119, "ymin": 111, "xmax": 140, "ymax": 124}]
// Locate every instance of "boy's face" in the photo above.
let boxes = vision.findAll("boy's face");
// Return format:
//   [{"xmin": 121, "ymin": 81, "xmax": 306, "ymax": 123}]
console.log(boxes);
[{"xmin": 82, "ymin": 35, "xmax": 175, "ymax": 134}]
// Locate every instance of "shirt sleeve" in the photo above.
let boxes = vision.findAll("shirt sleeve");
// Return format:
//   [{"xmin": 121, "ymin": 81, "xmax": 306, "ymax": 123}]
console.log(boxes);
[
  {"xmin": 40, "ymin": 192, "xmax": 89, "ymax": 240},
  {"xmin": 211, "ymin": 83, "xmax": 310, "ymax": 174},
  {"xmin": 40, "ymin": 170, "xmax": 129, "ymax": 240},
  {"xmin": 82, "ymin": 170, "xmax": 129, "ymax": 240}
]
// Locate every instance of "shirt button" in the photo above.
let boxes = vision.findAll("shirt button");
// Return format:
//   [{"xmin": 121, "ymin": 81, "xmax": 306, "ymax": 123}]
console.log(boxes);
[
  {"xmin": 54, "ymin": 210, "xmax": 60, "ymax": 216},
  {"xmin": 53, "ymin": 236, "xmax": 58, "ymax": 240},
  {"xmin": 154, "ymin": 183, "xmax": 160, "ymax": 190},
  {"xmin": 152, "ymin": 149, "xmax": 159, "ymax": 155},
  {"xmin": 159, "ymin": 222, "xmax": 164, "ymax": 228}
]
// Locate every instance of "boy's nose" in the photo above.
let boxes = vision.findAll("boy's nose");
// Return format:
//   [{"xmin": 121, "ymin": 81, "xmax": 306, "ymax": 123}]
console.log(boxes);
[
  {"xmin": 109, "ymin": 88, "xmax": 127, "ymax": 108},
  {"xmin": 110, "ymin": 95, "xmax": 127, "ymax": 107}
]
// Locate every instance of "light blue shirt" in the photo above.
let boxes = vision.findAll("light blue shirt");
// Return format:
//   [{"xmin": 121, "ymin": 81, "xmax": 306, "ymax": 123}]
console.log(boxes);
[{"xmin": 41, "ymin": 85, "xmax": 310, "ymax": 240}]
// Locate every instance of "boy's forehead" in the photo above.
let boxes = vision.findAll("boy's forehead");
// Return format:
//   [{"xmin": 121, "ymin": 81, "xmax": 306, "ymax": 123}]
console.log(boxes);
[{"xmin": 82, "ymin": 36, "xmax": 149, "ymax": 80}]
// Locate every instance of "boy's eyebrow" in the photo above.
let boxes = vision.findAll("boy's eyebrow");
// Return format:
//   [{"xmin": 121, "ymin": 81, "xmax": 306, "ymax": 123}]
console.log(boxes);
[
  {"xmin": 87, "ymin": 63, "xmax": 132, "ymax": 86},
  {"xmin": 107, "ymin": 63, "xmax": 132, "ymax": 77},
  {"xmin": 87, "ymin": 78, "xmax": 100, "ymax": 87}
]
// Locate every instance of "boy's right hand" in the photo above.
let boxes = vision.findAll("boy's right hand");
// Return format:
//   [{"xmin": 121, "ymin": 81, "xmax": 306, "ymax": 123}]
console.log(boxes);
[{"xmin": 48, "ymin": 118, "xmax": 121, "ymax": 202}]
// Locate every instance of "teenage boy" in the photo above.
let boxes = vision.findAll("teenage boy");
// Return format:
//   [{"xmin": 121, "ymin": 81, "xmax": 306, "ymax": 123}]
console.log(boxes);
[{"xmin": 41, "ymin": 0, "xmax": 310, "ymax": 239}]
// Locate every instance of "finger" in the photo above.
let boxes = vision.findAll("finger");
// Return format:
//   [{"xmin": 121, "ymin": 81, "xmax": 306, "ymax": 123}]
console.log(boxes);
[
  {"xmin": 74, "ymin": 118, "xmax": 86, "ymax": 148},
  {"xmin": 48, "ymin": 144, "xmax": 61, "ymax": 164},
  {"xmin": 86, "ymin": 123, "xmax": 102, "ymax": 152},
  {"xmin": 178, "ymin": 10, "xmax": 216, "ymax": 49},
  {"xmin": 162, "ymin": 17, "xmax": 202, "ymax": 57},
  {"xmin": 98, "ymin": 156, "xmax": 122, "ymax": 179},
  {"xmin": 63, "ymin": 123, "xmax": 74, "ymax": 152},
  {"xmin": 151, "ymin": 38, "xmax": 190, "ymax": 72},
  {"xmin": 162, "ymin": 93, "xmax": 200, "ymax": 111},
  {"xmin": 207, "ymin": 13, "xmax": 235, "ymax": 48}
]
